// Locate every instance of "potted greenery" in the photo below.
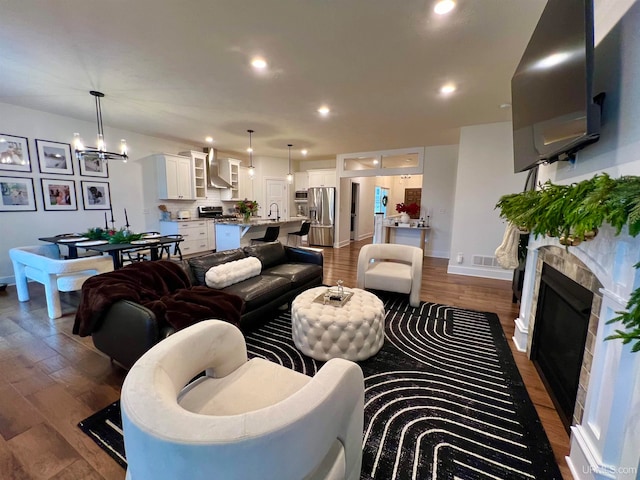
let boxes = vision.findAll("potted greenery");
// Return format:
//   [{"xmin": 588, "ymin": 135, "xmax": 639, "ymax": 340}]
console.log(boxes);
[
  {"xmin": 236, "ymin": 199, "xmax": 259, "ymax": 223},
  {"xmin": 495, "ymin": 173, "xmax": 640, "ymax": 352}
]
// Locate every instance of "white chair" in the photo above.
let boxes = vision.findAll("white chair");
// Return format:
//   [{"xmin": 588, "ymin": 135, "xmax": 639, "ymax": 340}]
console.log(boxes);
[
  {"xmin": 357, "ymin": 243, "xmax": 423, "ymax": 307},
  {"xmin": 9, "ymin": 244, "xmax": 114, "ymax": 319},
  {"xmin": 121, "ymin": 320, "xmax": 364, "ymax": 480}
]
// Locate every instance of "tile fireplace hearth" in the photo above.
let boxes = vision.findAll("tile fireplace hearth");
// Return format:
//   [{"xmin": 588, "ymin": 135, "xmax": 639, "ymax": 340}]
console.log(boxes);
[{"xmin": 513, "ymin": 225, "xmax": 640, "ymax": 479}]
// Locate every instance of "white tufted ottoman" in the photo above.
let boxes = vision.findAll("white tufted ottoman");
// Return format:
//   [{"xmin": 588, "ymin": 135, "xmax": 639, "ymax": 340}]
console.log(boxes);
[{"xmin": 291, "ymin": 286, "xmax": 385, "ymax": 361}]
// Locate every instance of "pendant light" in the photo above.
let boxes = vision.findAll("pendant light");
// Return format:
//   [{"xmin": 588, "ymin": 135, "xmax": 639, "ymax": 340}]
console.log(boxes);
[
  {"xmin": 74, "ymin": 91, "xmax": 128, "ymax": 163},
  {"xmin": 286, "ymin": 144, "xmax": 293, "ymax": 184},
  {"xmin": 247, "ymin": 129, "xmax": 255, "ymax": 178}
]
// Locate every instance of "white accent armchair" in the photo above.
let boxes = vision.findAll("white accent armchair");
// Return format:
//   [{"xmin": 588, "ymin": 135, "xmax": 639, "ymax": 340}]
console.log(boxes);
[
  {"xmin": 357, "ymin": 243, "xmax": 423, "ymax": 307},
  {"xmin": 9, "ymin": 244, "xmax": 114, "ymax": 319},
  {"xmin": 121, "ymin": 320, "xmax": 364, "ymax": 480}
]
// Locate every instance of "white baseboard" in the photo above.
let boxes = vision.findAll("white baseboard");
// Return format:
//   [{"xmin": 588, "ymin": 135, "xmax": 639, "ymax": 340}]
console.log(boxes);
[
  {"xmin": 512, "ymin": 317, "xmax": 529, "ymax": 352},
  {"xmin": 0, "ymin": 276, "xmax": 14, "ymax": 285},
  {"xmin": 446, "ymin": 264, "xmax": 513, "ymax": 281},
  {"xmin": 357, "ymin": 232, "xmax": 373, "ymax": 241}
]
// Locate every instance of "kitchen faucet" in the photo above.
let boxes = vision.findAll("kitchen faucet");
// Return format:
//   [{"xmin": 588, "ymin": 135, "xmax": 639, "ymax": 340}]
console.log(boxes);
[{"xmin": 268, "ymin": 203, "xmax": 280, "ymax": 221}]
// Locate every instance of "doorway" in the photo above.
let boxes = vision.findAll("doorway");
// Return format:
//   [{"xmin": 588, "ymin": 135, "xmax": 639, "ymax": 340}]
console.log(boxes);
[
  {"xmin": 264, "ymin": 178, "xmax": 288, "ymax": 220},
  {"xmin": 404, "ymin": 188, "xmax": 422, "ymax": 218},
  {"xmin": 350, "ymin": 182, "xmax": 359, "ymax": 241}
]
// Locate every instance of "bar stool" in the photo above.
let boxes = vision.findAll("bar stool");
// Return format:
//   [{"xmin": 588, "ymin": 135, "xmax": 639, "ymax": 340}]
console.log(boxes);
[
  {"xmin": 250, "ymin": 226, "xmax": 280, "ymax": 244},
  {"xmin": 287, "ymin": 221, "xmax": 311, "ymax": 246}
]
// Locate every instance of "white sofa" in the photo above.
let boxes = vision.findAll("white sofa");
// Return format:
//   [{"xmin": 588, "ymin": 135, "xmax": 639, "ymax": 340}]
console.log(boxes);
[
  {"xmin": 9, "ymin": 244, "xmax": 114, "ymax": 319},
  {"xmin": 121, "ymin": 320, "xmax": 365, "ymax": 480},
  {"xmin": 356, "ymin": 243, "xmax": 423, "ymax": 307}
]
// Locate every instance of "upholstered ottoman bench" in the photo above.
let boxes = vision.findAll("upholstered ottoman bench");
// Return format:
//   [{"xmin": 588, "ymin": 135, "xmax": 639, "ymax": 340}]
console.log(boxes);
[{"xmin": 291, "ymin": 286, "xmax": 385, "ymax": 361}]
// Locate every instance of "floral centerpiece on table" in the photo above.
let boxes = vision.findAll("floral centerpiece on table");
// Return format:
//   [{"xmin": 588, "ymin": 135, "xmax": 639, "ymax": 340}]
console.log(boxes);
[
  {"xmin": 395, "ymin": 202, "xmax": 420, "ymax": 219},
  {"xmin": 84, "ymin": 227, "xmax": 143, "ymax": 244},
  {"xmin": 236, "ymin": 199, "xmax": 259, "ymax": 222}
]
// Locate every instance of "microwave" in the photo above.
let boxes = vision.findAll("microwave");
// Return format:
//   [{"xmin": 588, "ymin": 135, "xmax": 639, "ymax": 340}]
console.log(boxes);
[{"xmin": 294, "ymin": 190, "xmax": 308, "ymax": 202}]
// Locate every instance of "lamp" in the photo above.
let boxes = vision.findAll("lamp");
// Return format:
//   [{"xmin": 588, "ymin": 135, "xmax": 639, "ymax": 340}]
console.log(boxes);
[
  {"xmin": 74, "ymin": 91, "xmax": 128, "ymax": 163},
  {"xmin": 247, "ymin": 129, "xmax": 255, "ymax": 179},
  {"xmin": 286, "ymin": 144, "xmax": 293, "ymax": 184}
]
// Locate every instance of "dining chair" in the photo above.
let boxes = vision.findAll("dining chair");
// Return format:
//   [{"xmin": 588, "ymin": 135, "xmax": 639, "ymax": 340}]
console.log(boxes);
[
  {"xmin": 250, "ymin": 226, "xmax": 280, "ymax": 245},
  {"xmin": 121, "ymin": 231, "xmax": 161, "ymax": 265},
  {"xmin": 159, "ymin": 234, "xmax": 183, "ymax": 261},
  {"xmin": 287, "ymin": 221, "xmax": 311, "ymax": 246}
]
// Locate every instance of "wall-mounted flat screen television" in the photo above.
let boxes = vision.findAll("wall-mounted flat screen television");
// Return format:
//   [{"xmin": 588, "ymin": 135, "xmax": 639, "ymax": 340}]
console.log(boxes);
[{"xmin": 511, "ymin": 0, "xmax": 602, "ymax": 173}]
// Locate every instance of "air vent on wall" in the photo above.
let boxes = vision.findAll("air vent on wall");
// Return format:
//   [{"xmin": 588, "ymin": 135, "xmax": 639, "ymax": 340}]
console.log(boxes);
[{"xmin": 472, "ymin": 255, "xmax": 500, "ymax": 268}]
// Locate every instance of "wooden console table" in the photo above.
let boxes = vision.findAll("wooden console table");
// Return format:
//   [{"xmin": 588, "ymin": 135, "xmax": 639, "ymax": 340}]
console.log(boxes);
[{"xmin": 383, "ymin": 225, "xmax": 430, "ymax": 247}]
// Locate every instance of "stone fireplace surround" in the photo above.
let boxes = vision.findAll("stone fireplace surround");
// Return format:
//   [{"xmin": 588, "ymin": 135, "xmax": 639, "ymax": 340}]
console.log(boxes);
[{"xmin": 513, "ymin": 225, "xmax": 640, "ymax": 479}]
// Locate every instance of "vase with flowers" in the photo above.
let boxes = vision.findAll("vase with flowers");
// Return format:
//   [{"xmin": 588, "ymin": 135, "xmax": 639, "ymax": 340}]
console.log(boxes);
[
  {"xmin": 395, "ymin": 202, "xmax": 420, "ymax": 223},
  {"xmin": 236, "ymin": 199, "xmax": 259, "ymax": 223}
]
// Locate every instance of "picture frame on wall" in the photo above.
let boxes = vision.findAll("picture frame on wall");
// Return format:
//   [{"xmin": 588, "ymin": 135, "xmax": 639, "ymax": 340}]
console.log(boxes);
[
  {"xmin": 0, "ymin": 133, "xmax": 31, "ymax": 172},
  {"xmin": 36, "ymin": 139, "xmax": 74, "ymax": 175},
  {"xmin": 0, "ymin": 176, "xmax": 36, "ymax": 211},
  {"xmin": 81, "ymin": 180, "xmax": 111, "ymax": 210},
  {"xmin": 78, "ymin": 155, "xmax": 109, "ymax": 178},
  {"xmin": 41, "ymin": 178, "xmax": 77, "ymax": 211}
]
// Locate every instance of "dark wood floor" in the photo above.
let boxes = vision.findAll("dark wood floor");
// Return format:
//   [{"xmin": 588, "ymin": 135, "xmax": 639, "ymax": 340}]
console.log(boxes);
[{"xmin": 0, "ymin": 239, "xmax": 571, "ymax": 479}]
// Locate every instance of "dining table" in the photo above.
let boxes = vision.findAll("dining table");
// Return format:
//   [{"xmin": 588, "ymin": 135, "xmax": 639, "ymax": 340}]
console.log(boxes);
[{"xmin": 38, "ymin": 235, "xmax": 184, "ymax": 270}]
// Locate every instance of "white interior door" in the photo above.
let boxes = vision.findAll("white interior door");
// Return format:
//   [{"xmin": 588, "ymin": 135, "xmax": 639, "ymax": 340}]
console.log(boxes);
[{"xmin": 264, "ymin": 178, "xmax": 288, "ymax": 219}]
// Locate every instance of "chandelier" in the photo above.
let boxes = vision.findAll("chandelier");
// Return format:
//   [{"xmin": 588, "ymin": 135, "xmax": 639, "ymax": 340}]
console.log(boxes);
[
  {"xmin": 74, "ymin": 91, "xmax": 128, "ymax": 163},
  {"xmin": 286, "ymin": 144, "xmax": 293, "ymax": 183},
  {"xmin": 247, "ymin": 129, "xmax": 255, "ymax": 178}
]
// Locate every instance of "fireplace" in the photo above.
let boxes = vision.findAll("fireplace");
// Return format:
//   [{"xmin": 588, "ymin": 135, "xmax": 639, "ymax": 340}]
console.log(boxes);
[
  {"xmin": 531, "ymin": 263, "xmax": 593, "ymax": 433},
  {"xmin": 511, "ymin": 225, "xmax": 640, "ymax": 479}
]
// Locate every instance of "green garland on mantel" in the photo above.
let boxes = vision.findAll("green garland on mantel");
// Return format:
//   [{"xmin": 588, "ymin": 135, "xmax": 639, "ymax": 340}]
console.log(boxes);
[{"xmin": 495, "ymin": 173, "xmax": 640, "ymax": 352}]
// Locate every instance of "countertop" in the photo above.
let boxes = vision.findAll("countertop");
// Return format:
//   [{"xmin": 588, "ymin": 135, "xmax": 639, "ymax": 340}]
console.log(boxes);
[{"xmin": 216, "ymin": 217, "xmax": 308, "ymax": 227}]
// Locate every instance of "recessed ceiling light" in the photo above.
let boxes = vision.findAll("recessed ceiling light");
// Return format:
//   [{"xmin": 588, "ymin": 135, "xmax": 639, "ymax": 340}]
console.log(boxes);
[
  {"xmin": 373, "ymin": 159, "xmax": 379, "ymax": 165},
  {"xmin": 205, "ymin": 136, "xmax": 214, "ymax": 143},
  {"xmin": 301, "ymin": 149, "xmax": 308, "ymax": 156},
  {"xmin": 318, "ymin": 106, "xmax": 330, "ymax": 116},
  {"xmin": 251, "ymin": 57, "xmax": 267, "ymax": 70},
  {"xmin": 434, "ymin": 0, "xmax": 456, "ymax": 15},
  {"xmin": 440, "ymin": 83, "xmax": 456, "ymax": 95}
]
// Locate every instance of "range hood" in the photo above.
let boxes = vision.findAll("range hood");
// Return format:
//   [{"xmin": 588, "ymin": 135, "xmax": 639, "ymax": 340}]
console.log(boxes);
[{"xmin": 205, "ymin": 147, "xmax": 232, "ymax": 189}]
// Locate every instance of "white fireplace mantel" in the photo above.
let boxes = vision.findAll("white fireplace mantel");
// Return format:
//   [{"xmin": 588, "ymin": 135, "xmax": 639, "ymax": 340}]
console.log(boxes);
[{"xmin": 513, "ymin": 225, "xmax": 640, "ymax": 480}]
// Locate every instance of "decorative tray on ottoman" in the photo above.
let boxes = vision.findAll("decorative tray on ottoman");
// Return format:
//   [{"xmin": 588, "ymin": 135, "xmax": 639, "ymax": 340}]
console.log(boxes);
[{"xmin": 313, "ymin": 281, "xmax": 353, "ymax": 307}]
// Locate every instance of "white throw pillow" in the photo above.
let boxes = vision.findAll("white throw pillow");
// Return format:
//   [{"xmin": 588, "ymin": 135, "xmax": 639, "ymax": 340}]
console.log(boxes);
[{"xmin": 205, "ymin": 257, "xmax": 262, "ymax": 289}]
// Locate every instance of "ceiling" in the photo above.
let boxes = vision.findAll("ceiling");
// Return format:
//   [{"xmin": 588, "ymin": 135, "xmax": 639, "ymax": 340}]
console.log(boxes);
[{"xmin": 0, "ymin": 0, "xmax": 546, "ymax": 160}]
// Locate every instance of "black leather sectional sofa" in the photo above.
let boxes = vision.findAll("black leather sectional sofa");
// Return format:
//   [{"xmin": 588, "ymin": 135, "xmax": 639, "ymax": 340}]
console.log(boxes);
[{"xmin": 90, "ymin": 242, "xmax": 323, "ymax": 368}]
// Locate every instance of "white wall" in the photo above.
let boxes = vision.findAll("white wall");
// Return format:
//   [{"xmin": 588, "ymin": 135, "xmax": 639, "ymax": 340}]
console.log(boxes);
[
  {"xmin": 448, "ymin": 122, "xmax": 528, "ymax": 280},
  {"xmin": 0, "ymin": 102, "xmax": 198, "ymax": 282},
  {"xmin": 423, "ymin": 145, "xmax": 459, "ymax": 258},
  {"xmin": 251, "ymin": 155, "xmax": 290, "ymax": 217}
]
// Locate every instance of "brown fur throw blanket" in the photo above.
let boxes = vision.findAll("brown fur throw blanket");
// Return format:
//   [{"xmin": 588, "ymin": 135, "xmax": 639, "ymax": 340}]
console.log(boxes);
[{"xmin": 73, "ymin": 260, "xmax": 244, "ymax": 336}]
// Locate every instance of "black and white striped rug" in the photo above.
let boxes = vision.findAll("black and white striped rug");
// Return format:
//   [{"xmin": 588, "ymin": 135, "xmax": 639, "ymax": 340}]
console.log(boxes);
[{"xmin": 79, "ymin": 292, "xmax": 561, "ymax": 479}]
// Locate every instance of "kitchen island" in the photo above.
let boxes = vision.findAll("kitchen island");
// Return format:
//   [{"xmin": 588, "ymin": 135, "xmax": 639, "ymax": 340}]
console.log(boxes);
[{"xmin": 215, "ymin": 218, "xmax": 308, "ymax": 251}]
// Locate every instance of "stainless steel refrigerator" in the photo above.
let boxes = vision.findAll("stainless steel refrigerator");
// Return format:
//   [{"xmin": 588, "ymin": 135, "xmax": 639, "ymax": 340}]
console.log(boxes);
[{"xmin": 308, "ymin": 187, "xmax": 335, "ymax": 246}]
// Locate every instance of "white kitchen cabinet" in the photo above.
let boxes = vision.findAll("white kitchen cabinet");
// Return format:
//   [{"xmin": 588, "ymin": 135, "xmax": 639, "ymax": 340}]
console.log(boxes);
[
  {"xmin": 179, "ymin": 150, "xmax": 208, "ymax": 200},
  {"xmin": 160, "ymin": 220, "xmax": 210, "ymax": 256},
  {"xmin": 308, "ymin": 169, "xmax": 336, "ymax": 188},
  {"xmin": 220, "ymin": 158, "xmax": 241, "ymax": 200},
  {"xmin": 154, "ymin": 153, "xmax": 194, "ymax": 200},
  {"xmin": 294, "ymin": 172, "xmax": 309, "ymax": 191}
]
